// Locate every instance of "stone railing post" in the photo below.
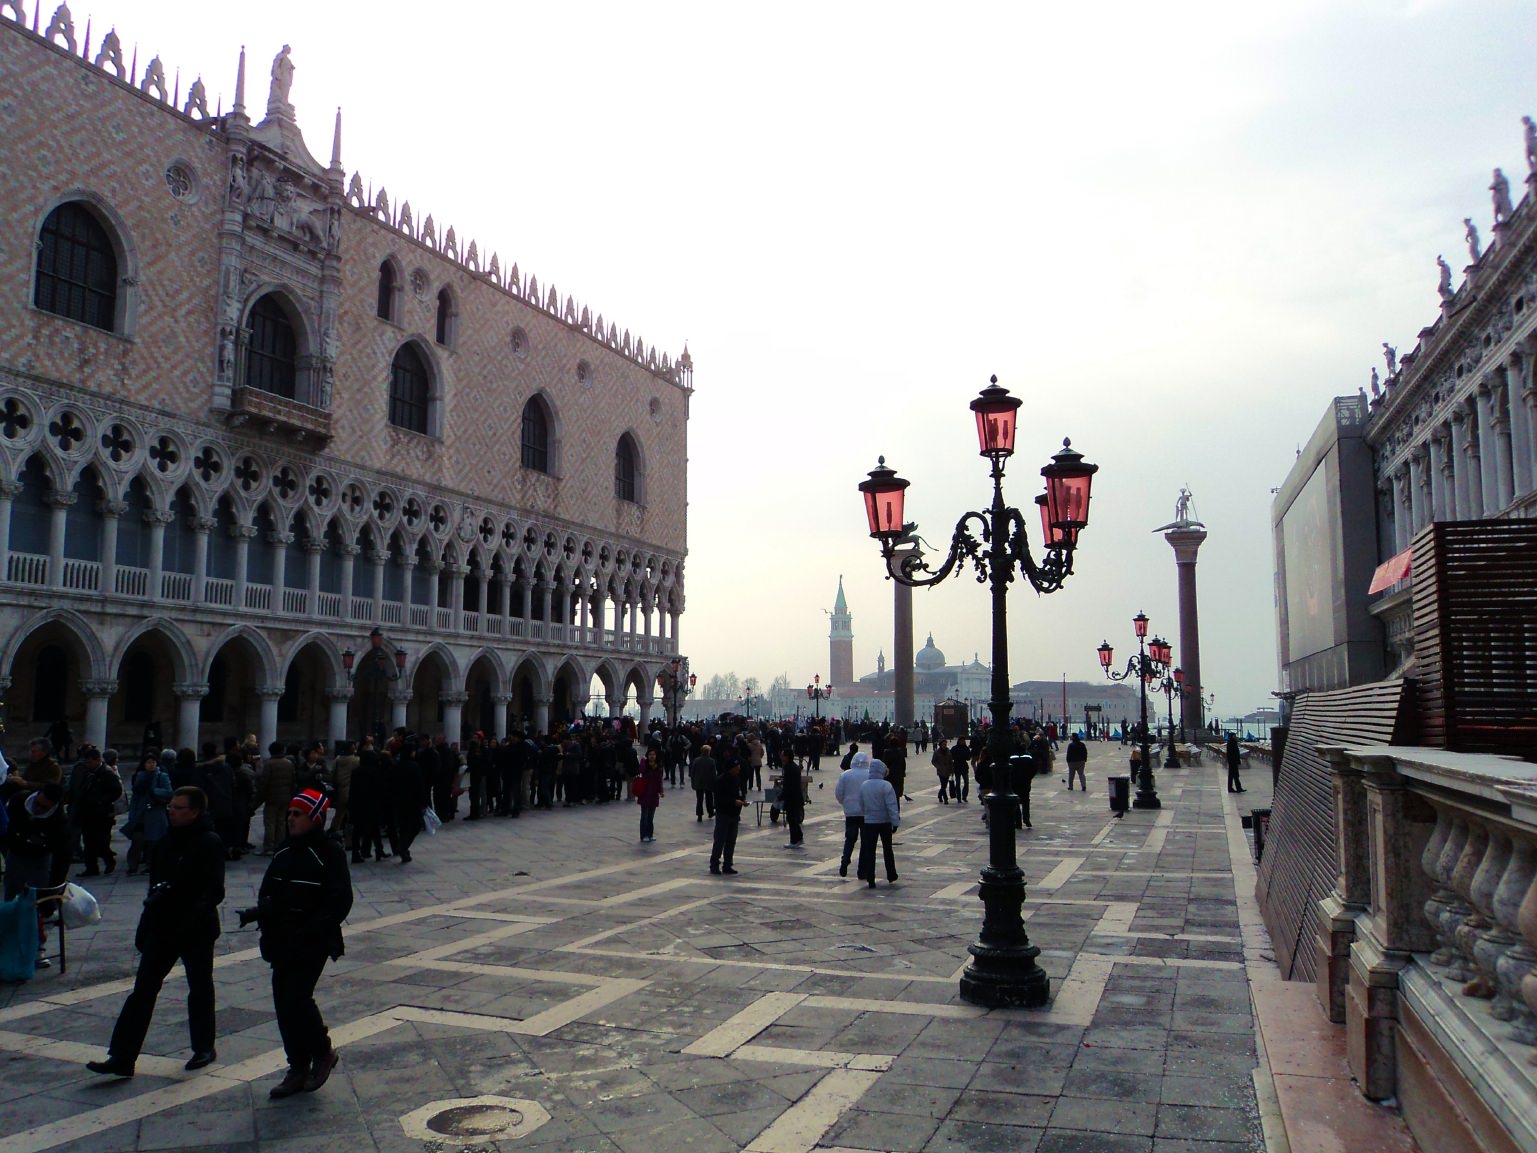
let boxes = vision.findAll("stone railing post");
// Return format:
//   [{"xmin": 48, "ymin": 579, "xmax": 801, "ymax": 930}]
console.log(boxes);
[{"xmin": 1316, "ymin": 745, "xmax": 1368, "ymax": 1023}]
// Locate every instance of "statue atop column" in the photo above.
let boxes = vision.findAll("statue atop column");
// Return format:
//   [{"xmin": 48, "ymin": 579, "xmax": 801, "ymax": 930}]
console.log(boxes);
[{"xmin": 1155, "ymin": 486, "xmax": 1203, "ymax": 532}]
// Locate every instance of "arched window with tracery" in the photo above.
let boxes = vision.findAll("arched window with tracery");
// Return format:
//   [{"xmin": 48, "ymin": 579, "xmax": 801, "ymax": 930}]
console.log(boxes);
[
  {"xmin": 389, "ymin": 344, "xmax": 430, "ymax": 434},
  {"xmin": 521, "ymin": 397, "xmax": 550, "ymax": 473},
  {"xmin": 435, "ymin": 287, "xmax": 456, "ymax": 347},
  {"xmin": 245, "ymin": 295, "xmax": 297, "ymax": 398},
  {"xmin": 34, "ymin": 202, "xmax": 118, "ymax": 331},
  {"xmin": 376, "ymin": 260, "xmax": 398, "ymax": 321}
]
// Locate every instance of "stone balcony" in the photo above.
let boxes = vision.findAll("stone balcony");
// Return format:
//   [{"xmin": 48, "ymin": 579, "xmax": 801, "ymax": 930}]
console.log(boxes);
[
  {"xmin": 4, "ymin": 550, "xmax": 669, "ymax": 656},
  {"xmin": 226, "ymin": 385, "xmax": 333, "ymax": 444}
]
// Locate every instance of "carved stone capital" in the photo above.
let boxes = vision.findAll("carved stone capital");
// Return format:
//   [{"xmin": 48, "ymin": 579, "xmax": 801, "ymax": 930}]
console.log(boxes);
[
  {"xmin": 326, "ymin": 688, "xmax": 355, "ymax": 704},
  {"xmin": 267, "ymin": 531, "xmax": 295, "ymax": 547},
  {"xmin": 491, "ymin": 694, "xmax": 514, "ymax": 706},
  {"xmin": 302, "ymin": 539, "xmax": 327, "ymax": 555},
  {"xmin": 230, "ymin": 524, "xmax": 259, "ymax": 540},
  {"xmin": 191, "ymin": 516, "xmax": 217, "ymax": 534},
  {"xmin": 98, "ymin": 499, "xmax": 129, "ymax": 519},
  {"xmin": 144, "ymin": 508, "xmax": 177, "ymax": 526},
  {"xmin": 368, "ymin": 550, "xmax": 390, "ymax": 565},
  {"xmin": 0, "ymin": 481, "xmax": 22, "ymax": 500},
  {"xmin": 44, "ymin": 490, "xmax": 78, "ymax": 510},
  {"xmin": 439, "ymin": 692, "xmax": 469, "ymax": 706},
  {"xmin": 257, "ymin": 687, "xmax": 286, "ymax": 702},
  {"xmin": 172, "ymin": 681, "xmax": 210, "ymax": 700},
  {"xmin": 395, "ymin": 556, "xmax": 417, "ymax": 570},
  {"xmin": 79, "ymin": 679, "xmax": 118, "ymax": 697},
  {"xmin": 388, "ymin": 689, "xmax": 414, "ymax": 705},
  {"xmin": 340, "ymin": 544, "xmax": 361, "ymax": 558}
]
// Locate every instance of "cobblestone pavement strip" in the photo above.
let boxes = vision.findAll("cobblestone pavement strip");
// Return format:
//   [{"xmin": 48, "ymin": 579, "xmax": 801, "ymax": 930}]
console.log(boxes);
[{"xmin": 0, "ymin": 742, "xmax": 1268, "ymax": 1152}]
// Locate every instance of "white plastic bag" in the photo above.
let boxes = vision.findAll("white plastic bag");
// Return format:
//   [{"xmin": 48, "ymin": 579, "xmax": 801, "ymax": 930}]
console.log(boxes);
[
  {"xmin": 421, "ymin": 807, "xmax": 441, "ymax": 836},
  {"xmin": 61, "ymin": 882, "xmax": 102, "ymax": 928}
]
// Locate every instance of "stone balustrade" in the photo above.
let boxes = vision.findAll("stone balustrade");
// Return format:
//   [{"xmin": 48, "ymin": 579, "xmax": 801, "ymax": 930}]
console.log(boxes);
[{"xmin": 1315, "ymin": 744, "xmax": 1537, "ymax": 1153}]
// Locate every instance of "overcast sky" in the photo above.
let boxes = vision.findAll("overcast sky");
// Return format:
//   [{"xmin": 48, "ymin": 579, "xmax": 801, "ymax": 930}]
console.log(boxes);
[{"xmin": 64, "ymin": 0, "xmax": 1535, "ymax": 720}]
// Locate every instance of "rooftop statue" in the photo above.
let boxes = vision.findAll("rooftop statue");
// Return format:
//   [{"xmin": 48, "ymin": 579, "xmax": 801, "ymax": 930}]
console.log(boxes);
[
  {"xmin": 1525, "ymin": 115, "xmax": 1537, "ymax": 174},
  {"xmin": 1370, "ymin": 367, "xmax": 1381, "ymax": 398},
  {"xmin": 1465, "ymin": 217, "xmax": 1482, "ymax": 263},
  {"xmin": 269, "ymin": 44, "xmax": 294, "ymax": 108},
  {"xmin": 1382, "ymin": 342, "xmax": 1398, "ymax": 376},
  {"xmin": 1491, "ymin": 168, "xmax": 1514, "ymax": 223},
  {"xmin": 1437, "ymin": 255, "xmax": 1454, "ymax": 302}
]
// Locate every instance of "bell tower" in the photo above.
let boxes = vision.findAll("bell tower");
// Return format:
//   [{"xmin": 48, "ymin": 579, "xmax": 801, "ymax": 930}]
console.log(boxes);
[{"xmin": 829, "ymin": 576, "xmax": 854, "ymax": 688}]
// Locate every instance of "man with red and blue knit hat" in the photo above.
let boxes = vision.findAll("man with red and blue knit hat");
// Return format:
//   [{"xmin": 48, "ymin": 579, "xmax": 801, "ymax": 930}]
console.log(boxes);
[{"xmin": 249, "ymin": 787, "xmax": 353, "ymax": 1099}]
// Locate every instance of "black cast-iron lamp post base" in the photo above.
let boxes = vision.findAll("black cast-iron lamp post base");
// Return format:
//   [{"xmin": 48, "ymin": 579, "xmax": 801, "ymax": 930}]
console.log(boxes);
[{"xmin": 958, "ymin": 789, "xmax": 1050, "ymax": 1007}]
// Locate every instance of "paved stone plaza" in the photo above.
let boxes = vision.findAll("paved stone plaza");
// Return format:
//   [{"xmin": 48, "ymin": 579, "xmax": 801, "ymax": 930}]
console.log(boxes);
[{"xmin": 0, "ymin": 743, "xmax": 1280, "ymax": 1153}]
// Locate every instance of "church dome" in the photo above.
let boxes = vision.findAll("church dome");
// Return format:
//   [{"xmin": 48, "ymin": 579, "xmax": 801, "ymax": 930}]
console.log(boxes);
[{"xmin": 915, "ymin": 633, "xmax": 946, "ymax": 671}]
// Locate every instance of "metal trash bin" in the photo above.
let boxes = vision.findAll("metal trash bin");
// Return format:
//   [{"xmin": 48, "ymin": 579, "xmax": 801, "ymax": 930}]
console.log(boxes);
[{"xmin": 1108, "ymin": 775, "xmax": 1130, "ymax": 813}]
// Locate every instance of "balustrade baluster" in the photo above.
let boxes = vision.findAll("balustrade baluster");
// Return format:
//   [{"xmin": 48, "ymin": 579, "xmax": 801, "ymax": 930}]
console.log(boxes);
[{"xmin": 1461, "ymin": 826, "xmax": 1512, "ymax": 998}]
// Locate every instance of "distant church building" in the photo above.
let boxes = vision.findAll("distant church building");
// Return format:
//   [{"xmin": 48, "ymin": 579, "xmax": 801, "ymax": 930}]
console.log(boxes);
[{"xmin": 823, "ymin": 581, "xmax": 1134, "ymax": 727}]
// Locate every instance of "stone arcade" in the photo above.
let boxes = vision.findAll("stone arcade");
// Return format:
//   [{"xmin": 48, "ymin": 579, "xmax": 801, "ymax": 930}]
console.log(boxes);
[{"xmin": 0, "ymin": 8, "xmax": 692, "ymax": 753}]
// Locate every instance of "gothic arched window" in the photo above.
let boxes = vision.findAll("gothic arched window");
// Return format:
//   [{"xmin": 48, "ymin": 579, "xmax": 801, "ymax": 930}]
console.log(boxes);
[
  {"xmin": 615, "ymin": 434, "xmax": 638, "ymax": 502},
  {"xmin": 389, "ymin": 344, "xmax": 430, "ymax": 434},
  {"xmin": 34, "ymin": 202, "xmax": 118, "ymax": 331},
  {"xmin": 376, "ymin": 260, "xmax": 398, "ymax": 321},
  {"xmin": 521, "ymin": 397, "xmax": 550, "ymax": 473},
  {"xmin": 435, "ymin": 287, "xmax": 456, "ymax": 347},
  {"xmin": 245, "ymin": 295, "xmax": 297, "ymax": 398}
]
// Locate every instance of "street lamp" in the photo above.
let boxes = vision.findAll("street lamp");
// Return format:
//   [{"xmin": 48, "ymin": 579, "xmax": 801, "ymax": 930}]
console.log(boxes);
[
  {"xmin": 806, "ymin": 674, "xmax": 834, "ymax": 720},
  {"xmin": 1158, "ymin": 676, "xmax": 1180, "ymax": 767},
  {"xmin": 1096, "ymin": 613, "xmax": 1172, "ymax": 810},
  {"xmin": 656, "ymin": 658, "xmax": 696, "ymax": 728},
  {"xmin": 858, "ymin": 375, "xmax": 1098, "ymax": 1010},
  {"xmin": 342, "ymin": 627, "xmax": 408, "ymax": 743}
]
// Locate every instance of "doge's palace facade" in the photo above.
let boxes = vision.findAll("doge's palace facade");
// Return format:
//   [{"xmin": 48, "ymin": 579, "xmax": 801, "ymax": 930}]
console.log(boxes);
[{"xmin": 0, "ymin": 7, "xmax": 692, "ymax": 753}]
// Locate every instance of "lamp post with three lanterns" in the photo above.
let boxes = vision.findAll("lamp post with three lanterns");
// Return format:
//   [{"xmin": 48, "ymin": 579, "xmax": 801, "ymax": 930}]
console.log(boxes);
[
  {"xmin": 656, "ymin": 658, "xmax": 696, "ymax": 728},
  {"xmin": 857, "ymin": 375, "xmax": 1098, "ymax": 1010},
  {"xmin": 1096, "ymin": 613, "xmax": 1171, "ymax": 810},
  {"xmin": 806, "ymin": 675, "xmax": 834, "ymax": 720},
  {"xmin": 342, "ymin": 628, "xmax": 408, "ymax": 744}
]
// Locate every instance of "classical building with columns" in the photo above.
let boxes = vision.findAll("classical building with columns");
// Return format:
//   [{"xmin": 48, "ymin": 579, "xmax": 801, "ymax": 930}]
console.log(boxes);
[
  {"xmin": 0, "ymin": 10, "xmax": 691, "ymax": 754},
  {"xmin": 1274, "ymin": 127, "xmax": 1537, "ymax": 693}
]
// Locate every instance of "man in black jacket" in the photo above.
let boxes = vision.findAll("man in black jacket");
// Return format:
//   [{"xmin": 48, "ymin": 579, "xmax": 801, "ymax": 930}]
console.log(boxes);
[
  {"xmin": 87, "ymin": 786, "xmax": 225, "ymax": 1076},
  {"xmin": 256, "ymin": 788, "xmax": 354, "ymax": 1099}
]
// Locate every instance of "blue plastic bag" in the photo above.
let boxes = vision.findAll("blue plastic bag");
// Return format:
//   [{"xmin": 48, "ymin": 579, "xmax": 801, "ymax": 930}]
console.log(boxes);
[{"xmin": 0, "ymin": 888, "xmax": 40, "ymax": 982}]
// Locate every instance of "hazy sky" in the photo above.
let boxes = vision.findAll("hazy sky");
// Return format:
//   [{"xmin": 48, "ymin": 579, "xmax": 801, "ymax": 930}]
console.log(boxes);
[{"xmin": 53, "ymin": 0, "xmax": 1535, "ymax": 719}]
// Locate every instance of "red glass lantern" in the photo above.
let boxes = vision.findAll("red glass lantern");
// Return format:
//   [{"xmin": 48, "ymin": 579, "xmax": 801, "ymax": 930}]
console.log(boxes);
[
  {"xmin": 342, "ymin": 648, "xmax": 355, "ymax": 674},
  {"xmin": 1041, "ymin": 439, "xmax": 1098, "ymax": 535},
  {"xmin": 969, "ymin": 376, "xmax": 1022, "ymax": 458},
  {"xmin": 1173, "ymin": 667, "xmax": 1185, "ymax": 686},
  {"xmin": 1034, "ymin": 493, "xmax": 1067, "ymax": 548},
  {"xmin": 858, "ymin": 457, "xmax": 909, "ymax": 539},
  {"xmin": 688, "ymin": 673, "xmax": 697, "ymax": 689},
  {"xmin": 1148, "ymin": 636, "xmax": 1172, "ymax": 666},
  {"xmin": 394, "ymin": 648, "xmax": 408, "ymax": 674},
  {"xmin": 1097, "ymin": 641, "xmax": 1114, "ymax": 669}
]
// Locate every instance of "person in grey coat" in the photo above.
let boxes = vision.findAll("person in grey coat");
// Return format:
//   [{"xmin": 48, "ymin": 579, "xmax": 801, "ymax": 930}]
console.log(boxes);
[{"xmin": 856, "ymin": 759, "xmax": 901, "ymax": 888}]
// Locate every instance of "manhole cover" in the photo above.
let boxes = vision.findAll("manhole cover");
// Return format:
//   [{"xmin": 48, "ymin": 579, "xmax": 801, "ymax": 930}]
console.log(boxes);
[{"xmin": 400, "ymin": 1096, "xmax": 550, "ymax": 1144}]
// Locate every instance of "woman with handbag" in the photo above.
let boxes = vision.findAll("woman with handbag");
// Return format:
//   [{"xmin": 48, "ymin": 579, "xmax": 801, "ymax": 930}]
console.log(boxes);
[{"xmin": 124, "ymin": 751, "xmax": 173, "ymax": 877}]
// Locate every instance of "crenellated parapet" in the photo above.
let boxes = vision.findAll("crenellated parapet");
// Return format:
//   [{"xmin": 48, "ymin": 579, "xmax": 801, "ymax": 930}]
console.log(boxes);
[
  {"xmin": 2, "ymin": 2, "xmax": 218, "ymax": 120},
  {"xmin": 343, "ymin": 175, "xmax": 691, "ymax": 389}
]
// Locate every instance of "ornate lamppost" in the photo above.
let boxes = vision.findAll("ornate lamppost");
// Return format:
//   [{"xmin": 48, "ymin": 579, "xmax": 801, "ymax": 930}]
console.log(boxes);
[
  {"xmin": 656, "ymin": 658, "xmax": 696, "ymax": 728},
  {"xmin": 1096, "ymin": 613, "xmax": 1171, "ymax": 810},
  {"xmin": 858, "ymin": 375, "xmax": 1098, "ymax": 1010},
  {"xmin": 1158, "ymin": 675, "xmax": 1180, "ymax": 767},
  {"xmin": 1173, "ymin": 667, "xmax": 1189, "ymax": 743},
  {"xmin": 806, "ymin": 674, "xmax": 834, "ymax": 721},
  {"xmin": 342, "ymin": 627, "xmax": 408, "ymax": 744}
]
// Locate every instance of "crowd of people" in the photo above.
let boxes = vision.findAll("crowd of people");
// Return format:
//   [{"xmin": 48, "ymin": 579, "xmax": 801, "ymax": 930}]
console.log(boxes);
[{"xmin": 0, "ymin": 710, "xmax": 1108, "ymax": 1098}]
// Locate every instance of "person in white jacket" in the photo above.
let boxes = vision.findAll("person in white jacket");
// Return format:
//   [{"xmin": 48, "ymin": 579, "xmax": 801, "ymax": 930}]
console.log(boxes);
[
  {"xmin": 856, "ymin": 759, "xmax": 900, "ymax": 888},
  {"xmin": 834, "ymin": 751, "xmax": 871, "ymax": 878}
]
